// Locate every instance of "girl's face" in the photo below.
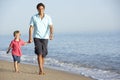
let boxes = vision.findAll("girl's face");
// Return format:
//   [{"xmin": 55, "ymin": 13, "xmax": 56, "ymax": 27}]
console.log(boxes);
[{"xmin": 15, "ymin": 32, "xmax": 21, "ymax": 38}]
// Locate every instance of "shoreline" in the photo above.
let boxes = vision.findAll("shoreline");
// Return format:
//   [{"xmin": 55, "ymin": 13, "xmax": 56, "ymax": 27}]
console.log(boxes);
[{"xmin": 0, "ymin": 60, "xmax": 93, "ymax": 80}]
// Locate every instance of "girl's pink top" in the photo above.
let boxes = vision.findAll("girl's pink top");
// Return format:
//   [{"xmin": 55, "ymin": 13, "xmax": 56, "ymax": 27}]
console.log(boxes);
[{"xmin": 10, "ymin": 39, "xmax": 25, "ymax": 56}]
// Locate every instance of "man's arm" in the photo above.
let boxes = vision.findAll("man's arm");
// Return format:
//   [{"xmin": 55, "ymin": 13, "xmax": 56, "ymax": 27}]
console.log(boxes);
[
  {"xmin": 29, "ymin": 25, "xmax": 34, "ymax": 43},
  {"xmin": 49, "ymin": 25, "xmax": 54, "ymax": 40}
]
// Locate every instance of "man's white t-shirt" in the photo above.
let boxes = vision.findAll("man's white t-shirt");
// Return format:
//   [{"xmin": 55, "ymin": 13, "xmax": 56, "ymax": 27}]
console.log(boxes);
[{"xmin": 30, "ymin": 14, "xmax": 53, "ymax": 39}]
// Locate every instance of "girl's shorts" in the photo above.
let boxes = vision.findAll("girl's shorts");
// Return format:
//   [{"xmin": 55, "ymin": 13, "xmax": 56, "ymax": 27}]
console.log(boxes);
[{"xmin": 12, "ymin": 55, "xmax": 21, "ymax": 63}]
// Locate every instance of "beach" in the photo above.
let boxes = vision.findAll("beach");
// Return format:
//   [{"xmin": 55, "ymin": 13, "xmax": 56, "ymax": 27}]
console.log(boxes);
[
  {"xmin": 0, "ymin": 33, "xmax": 120, "ymax": 80},
  {"xmin": 0, "ymin": 60, "xmax": 93, "ymax": 80}
]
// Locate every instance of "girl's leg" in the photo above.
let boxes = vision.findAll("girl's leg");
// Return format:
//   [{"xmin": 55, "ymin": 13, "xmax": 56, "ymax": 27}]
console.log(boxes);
[{"xmin": 14, "ymin": 61, "xmax": 18, "ymax": 72}]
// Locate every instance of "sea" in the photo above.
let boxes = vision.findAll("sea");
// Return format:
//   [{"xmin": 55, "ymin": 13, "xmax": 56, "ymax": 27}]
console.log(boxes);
[{"xmin": 0, "ymin": 32, "xmax": 120, "ymax": 80}]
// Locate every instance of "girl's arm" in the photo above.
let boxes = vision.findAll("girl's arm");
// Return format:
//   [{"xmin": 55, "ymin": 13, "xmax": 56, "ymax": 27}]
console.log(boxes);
[
  {"xmin": 21, "ymin": 40, "xmax": 29, "ymax": 46},
  {"xmin": 6, "ymin": 46, "xmax": 11, "ymax": 54},
  {"xmin": 24, "ymin": 42, "xmax": 29, "ymax": 45},
  {"xmin": 7, "ymin": 41, "xmax": 13, "ymax": 54}
]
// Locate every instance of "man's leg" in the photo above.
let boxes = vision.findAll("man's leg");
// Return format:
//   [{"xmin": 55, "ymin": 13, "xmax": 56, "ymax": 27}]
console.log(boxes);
[
  {"xmin": 42, "ymin": 57, "xmax": 44, "ymax": 67},
  {"xmin": 38, "ymin": 54, "xmax": 44, "ymax": 75}
]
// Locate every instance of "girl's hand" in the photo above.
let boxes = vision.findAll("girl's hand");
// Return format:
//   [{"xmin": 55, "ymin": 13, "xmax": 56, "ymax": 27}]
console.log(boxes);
[{"xmin": 6, "ymin": 49, "xmax": 10, "ymax": 54}]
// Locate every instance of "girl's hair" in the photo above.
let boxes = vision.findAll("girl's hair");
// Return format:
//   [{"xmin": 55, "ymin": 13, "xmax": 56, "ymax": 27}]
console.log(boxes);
[{"xmin": 13, "ymin": 30, "xmax": 20, "ymax": 37}]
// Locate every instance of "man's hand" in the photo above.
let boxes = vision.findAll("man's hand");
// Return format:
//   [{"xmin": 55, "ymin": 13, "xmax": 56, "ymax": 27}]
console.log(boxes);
[
  {"xmin": 49, "ymin": 34, "xmax": 54, "ymax": 40},
  {"xmin": 28, "ymin": 39, "xmax": 33, "ymax": 43}
]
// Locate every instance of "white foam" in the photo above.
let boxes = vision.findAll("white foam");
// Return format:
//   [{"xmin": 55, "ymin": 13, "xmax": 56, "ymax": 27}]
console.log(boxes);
[
  {"xmin": 21, "ymin": 55, "xmax": 37, "ymax": 64},
  {"xmin": 0, "ymin": 51, "xmax": 12, "ymax": 61},
  {"xmin": 45, "ymin": 57, "xmax": 120, "ymax": 80}
]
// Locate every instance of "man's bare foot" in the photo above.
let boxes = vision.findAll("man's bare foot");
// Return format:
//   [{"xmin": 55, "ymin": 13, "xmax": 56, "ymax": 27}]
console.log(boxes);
[
  {"xmin": 15, "ymin": 70, "xmax": 20, "ymax": 73},
  {"xmin": 39, "ymin": 72, "xmax": 45, "ymax": 75}
]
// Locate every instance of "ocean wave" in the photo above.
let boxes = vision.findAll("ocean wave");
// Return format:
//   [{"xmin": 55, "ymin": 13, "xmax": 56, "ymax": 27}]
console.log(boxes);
[
  {"xmin": 45, "ymin": 57, "xmax": 120, "ymax": 80},
  {"xmin": 0, "ymin": 51, "xmax": 120, "ymax": 80}
]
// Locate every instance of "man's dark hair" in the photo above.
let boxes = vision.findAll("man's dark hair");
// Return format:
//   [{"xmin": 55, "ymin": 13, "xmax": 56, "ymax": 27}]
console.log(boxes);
[{"xmin": 37, "ymin": 3, "xmax": 45, "ymax": 9}]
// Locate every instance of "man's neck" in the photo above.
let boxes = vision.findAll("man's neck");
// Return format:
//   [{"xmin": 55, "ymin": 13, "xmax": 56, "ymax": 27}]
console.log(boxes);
[{"xmin": 39, "ymin": 13, "xmax": 44, "ymax": 19}]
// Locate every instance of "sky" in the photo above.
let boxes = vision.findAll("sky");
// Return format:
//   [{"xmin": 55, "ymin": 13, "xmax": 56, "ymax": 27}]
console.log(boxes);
[{"xmin": 0, "ymin": 0, "xmax": 120, "ymax": 35}]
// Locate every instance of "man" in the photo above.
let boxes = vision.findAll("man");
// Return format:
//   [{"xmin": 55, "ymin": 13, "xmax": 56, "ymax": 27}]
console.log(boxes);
[{"xmin": 29, "ymin": 3, "xmax": 54, "ymax": 75}]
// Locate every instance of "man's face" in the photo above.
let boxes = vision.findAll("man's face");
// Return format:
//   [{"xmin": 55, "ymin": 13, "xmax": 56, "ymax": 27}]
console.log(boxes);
[{"xmin": 37, "ymin": 6, "xmax": 45, "ymax": 14}]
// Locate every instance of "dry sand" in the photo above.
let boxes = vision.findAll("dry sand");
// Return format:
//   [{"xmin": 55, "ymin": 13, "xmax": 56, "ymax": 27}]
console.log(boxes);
[{"xmin": 0, "ymin": 60, "xmax": 93, "ymax": 80}]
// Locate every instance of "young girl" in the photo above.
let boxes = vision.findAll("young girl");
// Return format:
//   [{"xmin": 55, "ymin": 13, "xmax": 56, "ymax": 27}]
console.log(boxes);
[{"xmin": 7, "ymin": 30, "xmax": 28, "ymax": 72}]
